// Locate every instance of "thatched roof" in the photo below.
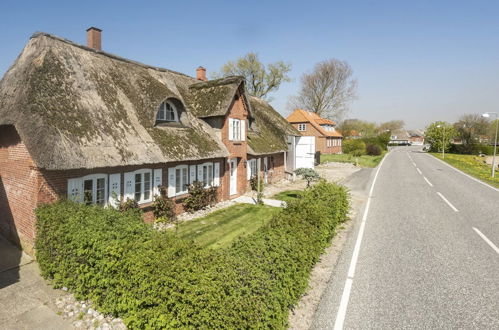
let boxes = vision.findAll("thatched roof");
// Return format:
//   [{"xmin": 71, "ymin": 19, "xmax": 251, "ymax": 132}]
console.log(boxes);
[
  {"xmin": 0, "ymin": 33, "xmax": 229, "ymax": 170},
  {"xmin": 0, "ymin": 32, "xmax": 298, "ymax": 169},
  {"xmin": 187, "ymin": 76, "xmax": 252, "ymax": 118},
  {"xmin": 247, "ymin": 96, "xmax": 300, "ymax": 155}
]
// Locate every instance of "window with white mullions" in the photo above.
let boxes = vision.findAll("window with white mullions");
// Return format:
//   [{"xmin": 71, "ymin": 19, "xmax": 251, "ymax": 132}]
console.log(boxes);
[
  {"xmin": 229, "ymin": 118, "xmax": 245, "ymax": 141},
  {"xmin": 298, "ymin": 124, "xmax": 306, "ymax": 131},
  {"xmin": 133, "ymin": 170, "xmax": 153, "ymax": 203},
  {"xmin": 156, "ymin": 100, "xmax": 178, "ymax": 122},
  {"xmin": 80, "ymin": 174, "xmax": 107, "ymax": 206},
  {"xmin": 201, "ymin": 163, "xmax": 214, "ymax": 187},
  {"xmin": 175, "ymin": 166, "xmax": 189, "ymax": 195}
]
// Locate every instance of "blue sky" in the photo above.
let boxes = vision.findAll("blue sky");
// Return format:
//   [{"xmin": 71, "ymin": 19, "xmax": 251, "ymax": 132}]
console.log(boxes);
[{"xmin": 1, "ymin": 0, "xmax": 498, "ymax": 128}]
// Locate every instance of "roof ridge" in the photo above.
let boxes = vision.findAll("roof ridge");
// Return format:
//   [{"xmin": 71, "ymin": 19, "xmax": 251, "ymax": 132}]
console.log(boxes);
[{"xmin": 30, "ymin": 32, "xmax": 195, "ymax": 80}]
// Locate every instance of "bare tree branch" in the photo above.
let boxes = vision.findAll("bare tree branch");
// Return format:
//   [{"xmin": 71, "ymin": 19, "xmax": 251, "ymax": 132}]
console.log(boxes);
[{"xmin": 290, "ymin": 59, "xmax": 357, "ymax": 121}]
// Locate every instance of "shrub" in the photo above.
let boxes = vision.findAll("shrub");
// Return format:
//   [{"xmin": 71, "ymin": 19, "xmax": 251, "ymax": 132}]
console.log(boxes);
[
  {"xmin": 36, "ymin": 181, "xmax": 349, "ymax": 329},
  {"xmin": 118, "ymin": 198, "xmax": 140, "ymax": 213},
  {"xmin": 343, "ymin": 139, "xmax": 366, "ymax": 156},
  {"xmin": 295, "ymin": 167, "xmax": 321, "ymax": 187},
  {"xmin": 152, "ymin": 186, "xmax": 176, "ymax": 221},
  {"xmin": 184, "ymin": 181, "xmax": 217, "ymax": 212},
  {"xmin": 366, "ymin": 143, "xmax": 382, "ymax": 156}
]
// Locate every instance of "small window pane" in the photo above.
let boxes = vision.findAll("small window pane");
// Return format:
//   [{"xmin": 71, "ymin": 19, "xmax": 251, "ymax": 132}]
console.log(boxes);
[
  {"xmin": 144, "ymin": 172, "xmax": 151, "ymax": 200},
  {"xmin": 182, "ymin": 168, "xmax": 188, "ymax": 191},
  {"xmin": 135, "ymin": 173, "xmax": 142, "ymax": 201},
  {"xmin": 96, "ymin": 178, "xmax": 105, "ymax": 205},
  {"xmin": 175, "ymin": 168, "xmax": 181, "ymax": 193},
  {"xmin": 84, "ymin": 179, "xmax": 93, "ymax": 205}
]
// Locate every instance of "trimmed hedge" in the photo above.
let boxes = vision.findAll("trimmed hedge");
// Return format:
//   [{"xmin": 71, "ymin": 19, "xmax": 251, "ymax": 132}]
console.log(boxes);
[{"xmin": 36, "ymin": 181, "xmax": 349, "ymax": 329}]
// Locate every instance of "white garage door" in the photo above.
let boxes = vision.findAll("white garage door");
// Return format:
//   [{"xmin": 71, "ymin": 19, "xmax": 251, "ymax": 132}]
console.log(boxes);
[{"xmin": 295, "ymin": 136, "xmax": 315, "ymax": 169}]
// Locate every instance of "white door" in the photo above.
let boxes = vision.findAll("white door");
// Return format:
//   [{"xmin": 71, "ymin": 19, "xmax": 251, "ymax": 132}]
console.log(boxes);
[
  {"xmin": 230, "ymin": 158, "xmax": 238, "ymax": 195},
  {"xmin": 263, "ymin": 157, "xmax": 269, "ymax": 184},
  {"xmin": 295, "ymin": 136, "xmax": 315, "ymax": 169}
]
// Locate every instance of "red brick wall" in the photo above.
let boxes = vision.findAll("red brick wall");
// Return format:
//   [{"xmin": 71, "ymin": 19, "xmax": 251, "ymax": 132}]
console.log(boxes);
[
  {"xmin": 39, "ymin": 158, "xmax": 227, "ymax": 224},
  {"xmin": 220, "ymin": 93, "xmax": 249, "ymax": 199},
  {"xmin": 0, "ymin": 126, "xmax": 39, "ymax": 253},
  {"xmin": 247, "ymin": 152, "xmax": 286, "ymax": 188}
]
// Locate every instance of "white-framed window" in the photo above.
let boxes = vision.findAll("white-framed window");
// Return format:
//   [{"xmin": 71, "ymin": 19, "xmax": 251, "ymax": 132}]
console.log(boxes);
[
  {"xmin": 156, "ymin": 100, "xmax": 178, "ymax": 122},
  {"xmin": 327, "ymin": 138, "xmax": 332, "ymax": 148},
  {"xmin": 229, "ymin": 118, "xmax": 245, "ymax": 141},
  {"xmin": 168, "ymin": 162, "xmax": 220, "ymax": 197},
  {"xmin": 298, "ymin": 123, "xmax": 306, "ymax": 131},
  {"xmin": 68, "ymin": 174, "xmax": 107, "ymax": 206},
  {"xmin": 130, "ymin": 169, "xmax": 153, "ymax": 203},
  {"xmin": 200, "ymin": 163, "xmax": 214, "ymax": 188},
  {"xmin": 175, "ymin": 165, "xmax": 189, "ymax": 195}
]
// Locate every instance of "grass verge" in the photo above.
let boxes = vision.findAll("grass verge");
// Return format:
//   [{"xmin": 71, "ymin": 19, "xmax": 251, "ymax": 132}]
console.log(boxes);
[
  {"xmin": 431, "ymin": 153, "xmax": 499, "ymax": 188},
  {"xmin": 175, "ymin": 204, "xmax": 279, "ymax": 249},
  {"xmin": 271, "ymin": 190, "xmax": 304, "ymax": 203},
  {"xmin": 320, "ymin": 152, "xmax": 386, "ymax": 168}
]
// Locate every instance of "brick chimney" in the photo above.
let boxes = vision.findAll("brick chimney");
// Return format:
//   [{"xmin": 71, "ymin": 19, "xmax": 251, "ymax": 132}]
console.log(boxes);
[
  {"xmin": 86, "ymin": 27, "xmax": 102, "ymax": 51},
  {"xmin": 196, "ymin": 66, "xmax": 207, "ymax": 81}
]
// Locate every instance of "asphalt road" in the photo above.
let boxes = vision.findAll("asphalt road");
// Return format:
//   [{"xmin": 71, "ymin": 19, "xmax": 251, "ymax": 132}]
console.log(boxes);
[{"xmin": 312, "ymin": 146, "xmax": 499, "ymax": 329}]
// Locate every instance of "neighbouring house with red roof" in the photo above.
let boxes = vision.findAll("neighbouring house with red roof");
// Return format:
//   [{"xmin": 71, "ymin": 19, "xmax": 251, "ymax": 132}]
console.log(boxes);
[
  {"xmin": 0, "ymin": 28, "xmax": 300, "ymax": 254},
  {"xmin": 286, "ymin": 109, "xmax": 343, "ymax": 154}
]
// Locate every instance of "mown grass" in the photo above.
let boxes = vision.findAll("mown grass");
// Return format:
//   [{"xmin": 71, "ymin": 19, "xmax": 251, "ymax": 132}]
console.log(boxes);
[
  {"xmin": 175, "ymin": 204, "xmax": 280, "ymax": 249},
  {"xmin": 320, "ymin": 152, "xmax": 386, "ymax": 168},
  {"xmin": 431, "ymin": 153, "xmax": 499, "ymax": 188},
  {"xmin": 271, "ymin": 190, "xmax": 304, "ymax": 203}
]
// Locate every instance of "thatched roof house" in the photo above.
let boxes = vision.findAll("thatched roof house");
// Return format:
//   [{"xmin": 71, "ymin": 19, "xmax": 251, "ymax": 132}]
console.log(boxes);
[{"xmin": 0, "ymin": 28, "xmax": 299, "ymax": 253}]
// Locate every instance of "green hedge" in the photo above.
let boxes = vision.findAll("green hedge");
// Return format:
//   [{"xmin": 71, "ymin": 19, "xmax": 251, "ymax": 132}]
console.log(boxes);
[{"xmin": 36, "ymin": 181, "xmax": 349, "ymax": 329}]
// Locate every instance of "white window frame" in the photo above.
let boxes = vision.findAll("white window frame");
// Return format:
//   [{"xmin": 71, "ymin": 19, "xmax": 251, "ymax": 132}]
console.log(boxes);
[
  {"xmin": 156, "ymin": 100, "xmax": 178, "ymax": 122},
  {"xmin": 327, "ymin": 138, "xmax": 332, "ymax": 147},
  {"xmin": 298, "ymin": 123, "xmax": 306, "ymax": 131},
  {"xmin": 200, "ymin": 162, "xmax": 214, "ymax": 188},
  {"xmin": 174, "ymin": 165, "xmax": 189, "ymax": 196},
  {"xmin": 68, "ymin": 174, "xmax": 108, "ymax": 206},
  {"xmin": 132, "ymin": 169, "xmax": 153, "ymax": 204},
  {"xmin": 229, "ymin": 118, "xmax": 245, "ymax": 141}
]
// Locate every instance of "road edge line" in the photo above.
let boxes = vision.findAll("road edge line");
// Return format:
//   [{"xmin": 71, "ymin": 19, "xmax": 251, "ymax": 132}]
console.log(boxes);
[
  {"xmin": 333, "ymin": 151, "xmax": 390, "ymax": 330},
  {"xmin": 429, "ymin": 154, "xmax": 499, "ymax": 193}
]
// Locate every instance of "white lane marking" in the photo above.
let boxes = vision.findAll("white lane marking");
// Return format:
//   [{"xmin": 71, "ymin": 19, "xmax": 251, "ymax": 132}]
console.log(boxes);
[
  {"xmin": 334, "ymin": 152, "xmax": 390, "ymax": 330},
  {"xmin": 423, "ymin": 176, "xmax": 434, "ymax": 187},
  {"xmin": 416, "ymin": 168, "xmax": 422, "ymax": 175},
  {"xmin": 436, "ymin": 192, "xmax": 459, "ymax": 212},
  {"xmin": 473, "ymin": 227, "xmax": 499, "ymax": 254},
  {"xmin": 430, "ymin": 155, "xmax": 499, "ymax": 193}
]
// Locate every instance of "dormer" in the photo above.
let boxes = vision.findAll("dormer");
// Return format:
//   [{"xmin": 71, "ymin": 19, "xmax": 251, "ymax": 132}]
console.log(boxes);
[{"xmin": 155, "ymin": 98, "xmax": 187, "ymax": 126}]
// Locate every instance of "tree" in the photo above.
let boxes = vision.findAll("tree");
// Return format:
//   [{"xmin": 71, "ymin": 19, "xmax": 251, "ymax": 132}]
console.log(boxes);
[
  {"xmin": 425, "ymin": 121, "xmax": 456, "ymax": 153},
  {"xmin": 295, "ymin": 168, "xmax": 320, "ymax": 187},
  {"xmin": 451, "ymin": 114, "xmax": 489, "ymax": 153},
  {"xmin": 212, "ymin": 52, "xmax": 291, "ymax": 100},
  {"xmin": 290, "ymin": 59, "xmax": 357, "ymax": 121},
  {"xmin": 338, "ymin": 119, "xmax": 377, "ymax": 138},
  {"xmin": 377, "ymin": 120, "xmax": 405, "ymax": 133}
]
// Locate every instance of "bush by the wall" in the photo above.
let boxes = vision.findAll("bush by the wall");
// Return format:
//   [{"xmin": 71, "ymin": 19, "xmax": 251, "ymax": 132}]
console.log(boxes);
[
  {"xmin": 183, "ymin": 181, "xmax": 217, "ymax": 212},
  {"xmin": 118, "ymin": 198, "xmax": 140, "ymax": 212},
  {"xmin": 36, "ymin": 181, "xmax": 349, "ymax": 329},
  {"xmin": 152, "ymin": 186, "xmax": 176, "ymax": 221}
]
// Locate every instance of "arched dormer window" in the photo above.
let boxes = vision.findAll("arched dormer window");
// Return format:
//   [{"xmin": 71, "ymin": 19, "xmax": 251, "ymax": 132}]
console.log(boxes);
[{"xmin": 156, "ymin": 100, "xmax": 178, "ymax": 122}]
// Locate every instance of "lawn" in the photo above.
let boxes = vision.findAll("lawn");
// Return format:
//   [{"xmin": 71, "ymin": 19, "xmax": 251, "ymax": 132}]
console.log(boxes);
[
  {"xmin": 271, "ymin": 190, "xmax": 304, "ymax": 203},
  {"xmin": 431, "ymin": 153, "xmax": 499, "ymax": 188},
  {"xmin": 174, "ymin": 203, "xmax": 280, "ymax": 249},
  {"xmin": 320, "ymin": 152, "xmax": 386, "ymax": 168}
]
